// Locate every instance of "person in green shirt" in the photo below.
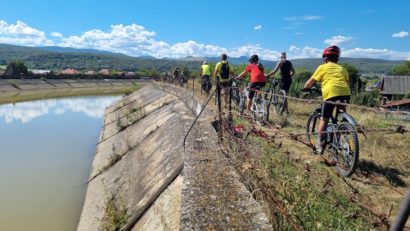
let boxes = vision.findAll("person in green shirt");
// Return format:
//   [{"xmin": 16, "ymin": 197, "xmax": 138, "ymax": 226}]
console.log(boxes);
[
  {"xmin": 200, "ymin": 61, "xmax": 212, "ymax": 94},
  {"xmin": 214, "ymin": 54, "xmax": 234, "ymax": 105}
]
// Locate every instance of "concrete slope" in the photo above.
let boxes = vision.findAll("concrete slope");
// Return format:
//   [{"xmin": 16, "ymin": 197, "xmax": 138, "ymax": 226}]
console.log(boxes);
[
  {"xmin": 78, "ymin": 83, "xmax": 272, "ymax": 231},
  {"xmin": 77, "ymin": 84, "xmax": 193, "ymax": 231}
]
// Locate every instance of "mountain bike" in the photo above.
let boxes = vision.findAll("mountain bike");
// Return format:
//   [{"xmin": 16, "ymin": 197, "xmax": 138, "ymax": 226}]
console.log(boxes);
[
  {"xmin": 230, "ymin": 78, "xmax": 247, "ymax": 114},
  {"xmin": 252, "ymin": 88, "xmax": 269, "ymax": 122},
  {"xmin": 302, "ymin": 88, "xmax": 360, "ymax": 177},
  {"xmin": 201, "ymin": 75, "xmax": 212, "ymax": 95},
  {"xmin": 266, "ymin": 79, "xmax": 287, "ymax": 116}
]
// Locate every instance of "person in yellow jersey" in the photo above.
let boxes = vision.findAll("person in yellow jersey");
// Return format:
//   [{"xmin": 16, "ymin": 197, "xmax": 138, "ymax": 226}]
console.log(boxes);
[
  {"xmin": 200, "ymin": 61, "xmax": 212, "ymax": 94},
  {"xmin": 304, "ymin": 45, "xmax": 351, "ymax": 154},
  {"xmin": 214, "ymin": 53, "xmax": 234, "ymax": 105}
]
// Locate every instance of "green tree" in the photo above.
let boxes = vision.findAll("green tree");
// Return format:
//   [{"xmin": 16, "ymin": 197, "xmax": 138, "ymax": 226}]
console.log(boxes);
[
  {"xmin": 391, "ymin": 61, "xmax": 410, "ymax": 75},
  {"xmin": 10, "ymin": 60, "xmax": 29, "ymax": 75},
  {"xmin": 341, "ymin": 63, "xmax": 364, "ymax": 94}
]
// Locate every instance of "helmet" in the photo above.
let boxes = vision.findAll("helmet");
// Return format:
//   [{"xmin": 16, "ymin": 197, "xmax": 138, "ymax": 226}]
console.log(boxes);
[
  {"xmin": 203, "ymin": 61, "xmax": 208, "ymax": 65},
  {"xmin": 249, "ymin": 54, "xmax": 259, "ymax": 63},
  {"xmin": 280, "ymin": 52, "xmax": 287, "ymax": 58},
  {"xmin": 322, "ymin": 45, "xmax": 340, "ymax": 58}
]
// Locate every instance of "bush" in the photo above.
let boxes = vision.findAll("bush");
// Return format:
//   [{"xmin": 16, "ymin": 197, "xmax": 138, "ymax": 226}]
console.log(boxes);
[{"xmin": 351, "ymin": 91, "xmax": 380, "ymax": 107}]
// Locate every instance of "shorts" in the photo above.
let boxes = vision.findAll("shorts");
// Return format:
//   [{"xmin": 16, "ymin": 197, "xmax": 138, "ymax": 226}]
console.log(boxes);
[
  {"xmin": 321, "ymin": 95, "xmax": 350, "ymax": 119},
  {"xmin": 248, "ymin": 82, "xmax": 266, "ymax": 99},
  {"xmin": 219, "ymin": 80, "xmax": 232, "ymax": 88},
  {"xmin": 280, "ymin": 78, "xmax": 292, "ymax": 92}
]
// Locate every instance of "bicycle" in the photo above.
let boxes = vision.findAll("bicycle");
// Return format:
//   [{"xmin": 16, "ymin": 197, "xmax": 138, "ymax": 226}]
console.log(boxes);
[
  {"xmin": 266, "ymin": 79, "xmax": 287, "ymax": 116},
  {"xmin": 302, "ymin": 87, "xmax": 360, "ymax": 177},
  {"xmin": 201, "ymin": 75, "xmax": 212, "ymax": 95},
  {"xmin": 230, "ymin": 78, "xmax": 246, "ymax": 114}
]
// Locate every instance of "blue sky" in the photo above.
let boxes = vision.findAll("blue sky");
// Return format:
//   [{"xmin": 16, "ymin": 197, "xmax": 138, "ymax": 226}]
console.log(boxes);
[{"xmin": 0, "ymin": 0, "xmax": 409, "ymax": 60}]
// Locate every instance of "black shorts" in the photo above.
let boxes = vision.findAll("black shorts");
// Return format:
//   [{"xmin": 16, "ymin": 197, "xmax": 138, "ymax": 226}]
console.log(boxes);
[
  {"xmin": 321, "ymin": 95, "xmax": 350, "ymax": 119},
  {"xmin": 280, "ymin": 78, "xmax": 292, "ymax": 92},
  {"xmin": 248, "ymin": 82, "xmax": 266, "ymax": 99}
]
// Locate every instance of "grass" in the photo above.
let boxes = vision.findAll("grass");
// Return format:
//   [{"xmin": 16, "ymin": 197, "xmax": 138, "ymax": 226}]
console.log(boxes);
[
  {"xmin": 224, "ymin": 97, "xmax": 410, "ymax": 230},
  {"xmin": 99, "ymin": 192, "xmax": 128, "ymax": 231}
]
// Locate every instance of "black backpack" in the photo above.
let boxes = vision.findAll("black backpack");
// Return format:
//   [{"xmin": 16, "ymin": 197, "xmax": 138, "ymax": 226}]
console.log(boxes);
[{"xmin": 220, "ymin": 62, "xmax": 230, "ymax": 79}]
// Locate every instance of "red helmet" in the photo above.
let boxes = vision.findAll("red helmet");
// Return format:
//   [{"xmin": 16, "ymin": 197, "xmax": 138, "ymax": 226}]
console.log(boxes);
[{"xmin": 322, "ymin": 45, "xmax": 340, "ymax": 58}]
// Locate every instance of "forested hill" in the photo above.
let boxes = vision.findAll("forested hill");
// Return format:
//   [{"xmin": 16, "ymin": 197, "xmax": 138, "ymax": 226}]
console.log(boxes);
[{"xmin": 0, "ymin": 43, "xmax": 404, "ymax": 74}]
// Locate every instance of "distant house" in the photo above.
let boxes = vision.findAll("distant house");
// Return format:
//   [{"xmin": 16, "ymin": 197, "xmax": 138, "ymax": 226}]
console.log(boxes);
[
  {"xmin": 31, "ymin": 69, "xmax": 51, "ymax": 75},
  {"xmin": 381, "ymin": 76, "xmax": 410, "ymax": 98},
  {"xmin": 99, "ymin": 69, "xmax": 111, "ymax": 75},
  {"xmin": 85, "ymin": 70, "xmax": 96, "ymax": 75},
  {"xmin": 3, "ymin": 63, "xmax": 18, "ymax": 76},
  {"xmin": 125, "ymin": 72, "xmax": 135, "ymax": 77},
  {"xmin": 61, "ymin": 68, "xmax": 80, "ymax": 75},
  {"xmin": 381, "ymin": 99, "xmax": 410, "ymax": 112}
]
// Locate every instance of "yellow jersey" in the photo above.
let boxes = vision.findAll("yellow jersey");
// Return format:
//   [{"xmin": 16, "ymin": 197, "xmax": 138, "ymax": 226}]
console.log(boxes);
[
  {"xmin": 215, "ymin": 61, "xmax": 234, "ymax": 83},
  {"xmin": 312, "ymin": 62, "xmax": 351, "ymax": 100},
  {"xmin": 201, "ymin": 64, "xmax": 211, "ymax": 76}
]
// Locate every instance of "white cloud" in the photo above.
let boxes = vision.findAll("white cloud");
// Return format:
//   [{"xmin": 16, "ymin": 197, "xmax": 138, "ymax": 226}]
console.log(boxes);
[
  {"xmin": 287, "ymin": 45, "xmax": 322, "ymax": 59},
  {"xmin": 0, "ymin": 20, "xmax": 54, "ymax": 46},
  {"xmin": 254, "ymin": 25, "xmax": 262, "ymax": 30},
  {"xmin": 295, "ymin": 32, "xmax": 303, "ymax": 36},
  {"xmin": 284, "ymin": 15, "xmax": 322, "ymax": 21},
  {"xmin": 51, "ymin": 32, "xmax": 63, "ymax": 38},
  {"xmin": 1, "ymin": 20, "xmax": 410, "ymax": 61},
  {"xmin": 324, "ymin": 35, "xmax": 353, "ymax": 45},
  {"xmin": 392, "ymin": 31, "xmax": 409, "ymax": 38},
  {"xmin": 0, "ymin": 97, "xmax": 119, "ymax": 123},
  {"xmin": 343, "ymin": 48, "xmax": 410, "ymax": 60}
]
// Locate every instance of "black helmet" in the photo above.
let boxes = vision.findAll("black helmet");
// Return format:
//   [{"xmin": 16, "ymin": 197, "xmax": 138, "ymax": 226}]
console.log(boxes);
[{"xmin": 249, "ymin": 54, "xmax": 259, "ymax": 63}]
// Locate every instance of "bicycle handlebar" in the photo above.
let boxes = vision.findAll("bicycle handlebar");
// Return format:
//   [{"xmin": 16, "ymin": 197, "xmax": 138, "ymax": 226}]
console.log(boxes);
[{"xmin": 300, "ymin": 87, "xmax": 321, "ymax": 93}]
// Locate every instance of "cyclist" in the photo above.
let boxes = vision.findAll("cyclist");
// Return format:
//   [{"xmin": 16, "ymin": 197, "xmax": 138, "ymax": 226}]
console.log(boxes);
[
  {"xmin": 303, "ymin": 45, "xmax": 351, "ymax": 154},
  {"xmin": 172, "ymin": 67, "xmax": 180, "ymax": 84},
  {"xmin": 236, "ymin": 54, "xmax": 267, "ymax": 111},
  {"xmin": 214, "ymin": 53, "xmax": 234, "ymax": 105},
  {"xmin": 200, "ymin": 61, "xmax": 212, "ymax": 94},
  {"xmin": 266, "ymin": 52, "xmax": 295, "ymax": 93}
]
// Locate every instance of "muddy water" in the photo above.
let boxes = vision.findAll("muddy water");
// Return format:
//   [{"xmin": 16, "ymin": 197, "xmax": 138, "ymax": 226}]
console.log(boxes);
[{"xmin": 0, "ymin": 95, "xmax": 121, "ymax": 231}]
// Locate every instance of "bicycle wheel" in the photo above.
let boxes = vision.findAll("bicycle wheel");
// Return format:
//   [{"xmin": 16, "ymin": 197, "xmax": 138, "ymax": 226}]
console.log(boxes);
[
  {"xmin": 253, "ymin": 97, "xmax": 267, "ymax": 122},
  {"xmin": 334, "ymin": 122, "xmax": 359, "ymax": 177},
  {"xmin": 306, "ymin": 112, "xmax": 320, "ymax": 147},
  {"xmin": 238, "ymin": 94, "xmax": 246, "ymax": 115},
  {"xmin": 274, "ymin": 90, "xmax": 286, "ymax": 115}
]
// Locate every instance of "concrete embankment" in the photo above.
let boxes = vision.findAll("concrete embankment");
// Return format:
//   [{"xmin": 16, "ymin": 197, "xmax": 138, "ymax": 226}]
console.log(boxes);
[
  {"xmin": 0, "ymin": 79, "xmax": 144, "ymax": 104},
  {"xmin": 77, "ymin": 82, "xmax": 272, "ymax": 230}
]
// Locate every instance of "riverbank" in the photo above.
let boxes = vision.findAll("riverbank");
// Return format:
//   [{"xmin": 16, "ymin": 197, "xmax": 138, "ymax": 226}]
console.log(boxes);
[{"xmin": 0, "ymin": 79, "xmax": 145, "ymax": 105}]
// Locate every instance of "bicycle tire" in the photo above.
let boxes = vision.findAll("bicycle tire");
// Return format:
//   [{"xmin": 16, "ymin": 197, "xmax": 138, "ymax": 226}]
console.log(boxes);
[
  {"xmin": 306, "ymin": 112, "xmax": 320, "ymax": 146},
  {"xmin": 253, "ymin": 97, "xmax": 268, "ymax": 122},
  {"xmin": 274, "ymin": 90, "xmax": 287, "ymax": 115},
  {"xmin": 335, "ymin": 122, "xmax": 359, "ymax": 177},
  {"xmin": 238, "ymin": 95, "xmax": 246, "ymax": 114}
]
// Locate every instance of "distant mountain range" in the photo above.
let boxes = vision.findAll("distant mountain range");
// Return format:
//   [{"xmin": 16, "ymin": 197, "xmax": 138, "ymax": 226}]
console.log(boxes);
[{"xmin": 0, "ymin": 43, "xmax": 405, "ymax": 74}]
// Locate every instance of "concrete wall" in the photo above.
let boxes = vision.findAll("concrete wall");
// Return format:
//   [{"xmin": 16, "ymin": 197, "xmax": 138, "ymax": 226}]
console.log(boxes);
[
  {"xmin": 77, "ymin": 82, "xmax": 272, "ymax": 231},
  {"xmin": 0, "ymin": 79, "xmax": 143, "ymax": 105}
]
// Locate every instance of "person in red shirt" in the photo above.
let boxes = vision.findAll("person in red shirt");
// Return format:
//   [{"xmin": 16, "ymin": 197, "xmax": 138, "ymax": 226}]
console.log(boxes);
[{"xmin": 237, "ymin": 55, "xmax": 267, "ymax": 111}]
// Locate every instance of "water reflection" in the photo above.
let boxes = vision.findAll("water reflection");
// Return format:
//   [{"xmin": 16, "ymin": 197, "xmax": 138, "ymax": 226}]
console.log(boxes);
[
  {"xmin": 0, "ymin": 97, "xmax": 119, "ymax": 123},
  {"xmin": 0, "ymin": 95, "xmax": 121, "ymax": 231}
]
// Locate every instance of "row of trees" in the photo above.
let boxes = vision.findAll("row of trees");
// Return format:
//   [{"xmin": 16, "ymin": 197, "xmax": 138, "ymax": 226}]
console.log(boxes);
[{"xmin": 391, "ymin": 61, "xmax": 410, "ymax": 75}]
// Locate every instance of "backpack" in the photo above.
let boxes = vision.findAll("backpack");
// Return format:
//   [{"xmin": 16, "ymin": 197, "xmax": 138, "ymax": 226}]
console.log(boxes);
[{"xmin": 220, "ymin": 62, "xmax": 230, "ymax": 79}]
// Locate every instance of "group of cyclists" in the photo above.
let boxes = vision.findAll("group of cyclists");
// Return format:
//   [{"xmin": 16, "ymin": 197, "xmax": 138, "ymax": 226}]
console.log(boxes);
[{"xmin": 198, "ymin": 45, "xmax": 351, "ymax": 153}]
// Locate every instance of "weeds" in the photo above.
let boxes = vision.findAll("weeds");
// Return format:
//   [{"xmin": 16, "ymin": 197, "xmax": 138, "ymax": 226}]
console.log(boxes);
[{"xmin": 99, "ymin": 192, "xmax": 128, "ymax": 231}]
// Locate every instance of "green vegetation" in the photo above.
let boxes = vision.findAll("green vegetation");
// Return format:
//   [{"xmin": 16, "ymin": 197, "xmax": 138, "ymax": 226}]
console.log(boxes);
[
  {"xmin": 391, "ymin": 61, "xmax": 410, "ymax": 75},
  {"xmin": 0, "ymin": 44, "xmax": 405, "ymax": 75},
  {"xmin": 99, "ymin": 192, "xmax": 128, "ymax": 231},
  {"xmin": 229, "ymin": 118, "xmax": 380, "ymax": 230}
]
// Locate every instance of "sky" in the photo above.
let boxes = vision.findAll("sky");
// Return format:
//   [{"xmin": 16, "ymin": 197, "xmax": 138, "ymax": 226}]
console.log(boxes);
[{"xmin": 0, "ymin": 0, "xmax": 409, "ymax": 60}]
